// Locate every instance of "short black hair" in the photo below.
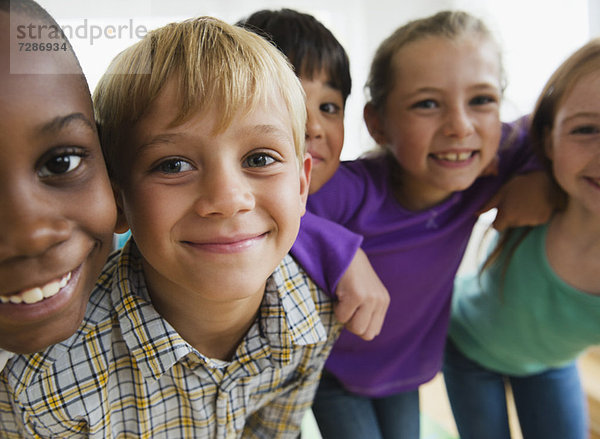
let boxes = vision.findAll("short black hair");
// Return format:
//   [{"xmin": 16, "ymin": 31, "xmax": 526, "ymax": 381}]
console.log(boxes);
[
  {"xmin": 237, "ymin": 8, "xmax": 351, "ymax": 104},
  {"xmin": 0, "ymin": 0, "xmax": 50, "ymax": 16}
]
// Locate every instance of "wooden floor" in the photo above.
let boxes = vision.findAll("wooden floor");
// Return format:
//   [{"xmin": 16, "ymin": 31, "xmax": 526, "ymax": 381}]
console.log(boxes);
[{"xmin": 580, "ymin": 347, "xmax": 600, "ymax": 439}]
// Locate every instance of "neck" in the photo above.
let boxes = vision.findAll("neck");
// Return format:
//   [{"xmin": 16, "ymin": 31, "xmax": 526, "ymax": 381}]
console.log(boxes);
[
  {"xmin": 388, "ymin": 158, "xmax": 453, "ymax": 211},
  {"xmin": 546, "ymin": 203, "xmax": 600, "ymax": 295},
  {"xmin": 391, "ymin": 175, "xmax": 451, "ymax": 211},
  {"xmin": 143, "ymin": 268, "xmax": 266, "ymax": 361},
  {"xmin": 550, "ymin": 203, "xmax": 600, "ymax": 249}
]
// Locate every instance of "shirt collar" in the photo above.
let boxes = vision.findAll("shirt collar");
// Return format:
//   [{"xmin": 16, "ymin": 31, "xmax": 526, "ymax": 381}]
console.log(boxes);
[
  {"xmin": 117, "ymin": 244, "xmax": 327, "ymax": 376},
  {"xmin": 5, "ymin": 326, "xmax": 78, "ymax": 397},
  {"xmin": 0, "ymin": 350, "xmax": 13, "ymax": 371},
  {"xmin": 257, "ymin": 254, "xmax": 328, "ymax": 367},
  {"xmin": 113, "ymin": 242, "xmax": 195, "ymax": 381}
]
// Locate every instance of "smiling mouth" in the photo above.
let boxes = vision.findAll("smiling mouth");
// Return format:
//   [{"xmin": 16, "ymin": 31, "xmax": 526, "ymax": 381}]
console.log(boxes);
[
  {"xmin": 0, "ymin": 271, "xmax": 72, "ymax": 305},
  {"xmin": 183, "ymin": 233, "xmax": 267, "ymax": 253},
  {"xmin": 430, "ymin": 151, "xmax": 477, "ymax": 162}
]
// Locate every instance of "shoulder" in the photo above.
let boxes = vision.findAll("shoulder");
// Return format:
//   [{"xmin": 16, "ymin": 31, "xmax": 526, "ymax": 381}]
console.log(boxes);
[
  {"xmin": 500, "ymin": 115, "xmax": 530, "ymax": 144},
  {"xmin": 310, "ymin": 153, "xmax": 390, "ymax": 213},
  {"xmin": 273, "ymin": 255, "xmax": 340, "ymax": 337},
  {"xmin": 340, "ymin": 152, "xmax": 389, "ymax": 178},
  {"xmin": 276, "ymin": 254, "xmax": 332, "ymax": 307},
  {"xmin": 496, "ymin": 116, "xmax": 533, "ymax": 173}
]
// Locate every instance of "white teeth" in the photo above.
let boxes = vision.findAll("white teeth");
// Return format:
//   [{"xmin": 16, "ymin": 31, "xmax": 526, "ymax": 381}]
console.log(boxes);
[
  {"xmin": 59, "ymin": 272, "xmax": 71, "ymax": 289},
  {"xmin": 22, "ymin": 288, "xmax": 43, "ymax": 304},
  {"xmin": 42, "ymin": 281, "xmax": 60, "ymax": 298},
  {"xmin": 0, "ymin": 271, "xmax": 72, "ymax": 305},
  {"xmin": 434, "ymin": 152, "xmax": 473, "ymax": 162},
  {"xmin": 441, "ymin": 153, "xmax": 459, "ymax": 161}
]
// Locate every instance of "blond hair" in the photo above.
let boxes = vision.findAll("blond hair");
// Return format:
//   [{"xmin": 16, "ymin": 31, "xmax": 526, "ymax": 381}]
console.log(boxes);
[{"xmin": 93, "ymin": 16, "xmax": 306, "ymax": 182}]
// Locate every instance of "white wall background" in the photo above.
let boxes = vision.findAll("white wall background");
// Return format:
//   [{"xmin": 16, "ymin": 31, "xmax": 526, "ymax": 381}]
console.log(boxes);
[{"xmin": 36, "ymin": 0, "xmax": 599, "ymax": 160}]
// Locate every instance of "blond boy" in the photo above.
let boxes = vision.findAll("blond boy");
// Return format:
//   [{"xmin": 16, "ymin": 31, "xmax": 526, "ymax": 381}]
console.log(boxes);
[{"xmin": 1, "ymin": 17, "xmax": 340, "ymax": 438}]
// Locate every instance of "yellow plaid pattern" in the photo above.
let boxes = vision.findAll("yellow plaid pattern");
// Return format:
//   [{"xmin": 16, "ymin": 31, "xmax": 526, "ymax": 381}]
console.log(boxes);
[{"xmin": 0, "ymin": 242, "xmax": 340, "ymax": 438}]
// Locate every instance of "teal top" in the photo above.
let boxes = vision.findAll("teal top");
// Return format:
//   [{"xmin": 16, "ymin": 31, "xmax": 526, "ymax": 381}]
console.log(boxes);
[{"xmin": 449, "ymin": 223, "xmax": 600, "ymax": 376}]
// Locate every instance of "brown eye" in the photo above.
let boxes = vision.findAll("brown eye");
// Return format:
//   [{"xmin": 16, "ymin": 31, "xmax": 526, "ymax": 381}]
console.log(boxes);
[
  {"xmin": 320, "ymin": 103, "xmax": 341, "ymax": 114},
  {"xmin": 38, "ymin": 154, "xmax": 82, "ymax": 177}
]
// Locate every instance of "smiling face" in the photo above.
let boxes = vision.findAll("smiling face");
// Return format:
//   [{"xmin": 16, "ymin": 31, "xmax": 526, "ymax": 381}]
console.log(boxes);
[
  {"xmin": 549, "ymin": 70, "xmax": 600, "ymax": 216},
  {"xmin": 0, "ymin": 13, "xmax": 116, "ymax": 353},
  {"xmin": 117, "ymin": 78, "xmax": 310, "ymax": 306},
  {"xmin": 301, "ymin": 70, "xmax": 345, "ymax": 193},
  {"xmin": 365, "ymin": 35, "xmax": 502, "ymax": 210}
]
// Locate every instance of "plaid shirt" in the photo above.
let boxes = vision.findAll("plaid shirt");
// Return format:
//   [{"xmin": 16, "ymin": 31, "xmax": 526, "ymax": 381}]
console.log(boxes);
[
  {"xmin": 0, "ymin": 350, "xmax": 13, "ymax": 371},
  {"xmin": 0, "ymin": 242, "xmax": 340, "ymax": 438}
]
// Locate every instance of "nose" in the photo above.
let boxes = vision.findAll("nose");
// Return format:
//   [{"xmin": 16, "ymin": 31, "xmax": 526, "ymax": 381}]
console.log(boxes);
[
  {"xmin": 306, "ymin": 106, "xmax": 324, "ymax": 141},
  {"xmin": 443, "ymin": 106, "xmax": 475, "ymax": 139},
  {"xmin": 194, "ymin": 166, "xmax": 255, "ymax": 217},
  {"xmin": 0, "ymin": 184, "xmax": 71, "ymax": 262}
]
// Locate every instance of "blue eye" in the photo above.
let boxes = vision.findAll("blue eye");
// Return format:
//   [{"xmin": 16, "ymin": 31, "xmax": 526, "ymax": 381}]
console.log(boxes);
[
  {"xmin": 470, "ymin": 95, "xmax": 497, "ymax": 106},
  {"xmin": 243, "ymin": 153, "xmax": 276, "ymax": 168},
  {"xmin": 412, "ymin": 99, "xmax": 438, "ymax": 109},
  {"xmin": 571, "ymin": 125, "xmax": 600, "ymax": 135},
  {"xmin": 38, "ymin": 152, "xmax": 83, "ymax": 177},
  {"xmin": 155, "ymin": 159, "xmax": 193, "ymax": 174}
]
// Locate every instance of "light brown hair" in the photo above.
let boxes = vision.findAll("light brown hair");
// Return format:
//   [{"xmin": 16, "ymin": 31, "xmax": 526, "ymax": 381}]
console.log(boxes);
[
  {"xmin": 365, "ymin": 10, "xmax": 504, "ymax": 113},
  {"xmin": 482, "ymin": 38, "xmax": 600, "ymax": 278}
]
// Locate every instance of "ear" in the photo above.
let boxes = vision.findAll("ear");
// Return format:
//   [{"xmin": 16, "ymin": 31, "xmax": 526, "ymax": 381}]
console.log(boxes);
[
  {"xmin": 364, "ymin": 102, "xmax": 388, "ymax": 145},
  {"xmin": 112, "ymin": 184, "xmax": 131, "ymax": 234},
  {"xmin": 298, "ymin": 152, "xmax": 312, "ymax": 215}
]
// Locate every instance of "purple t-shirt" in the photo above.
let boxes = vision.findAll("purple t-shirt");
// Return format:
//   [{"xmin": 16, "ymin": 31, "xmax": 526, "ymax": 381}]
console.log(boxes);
[
  {"xmin": 294, "ymin": 120, "xmax": 534, "ymax": 397},
  {"xmin": 293, "ymin": 211, "xmax": 363, "ymax": 295}
]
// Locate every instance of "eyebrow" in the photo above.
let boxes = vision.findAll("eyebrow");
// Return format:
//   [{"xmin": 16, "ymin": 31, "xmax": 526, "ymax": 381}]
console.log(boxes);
[
  {"xmin": 244, "ymin": 124, "xmax": 291, "ymax": 139},
  {"xmin": 409, "ymin": 83, "xmax": 499, "ymax": 95},
  {"xmin": 137, "ymin": 124, "xmax": 291, "ymax": 153},
  {"xmin": 135, "ymin": 133, "xmax": 181, "ymax": 154},
  {"xmin": 562, "ymin": 112, "xmax": 600, "ymax": 124},
  {"xmin": 37, "ymin": 112, "xmax": 96, "ymax": 134}
]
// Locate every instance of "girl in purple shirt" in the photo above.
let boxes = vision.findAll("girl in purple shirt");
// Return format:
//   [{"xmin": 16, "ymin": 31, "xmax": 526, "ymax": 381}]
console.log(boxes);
[{"xmin": 303, "ymin": 11, "xmax": 550, "ymax": 439}]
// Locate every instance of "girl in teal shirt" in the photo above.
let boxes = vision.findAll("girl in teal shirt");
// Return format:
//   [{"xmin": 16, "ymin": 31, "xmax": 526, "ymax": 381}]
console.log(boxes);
[{"xmin": 445, "ymin": 38, "xmax": 600, "ymax": 439}]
